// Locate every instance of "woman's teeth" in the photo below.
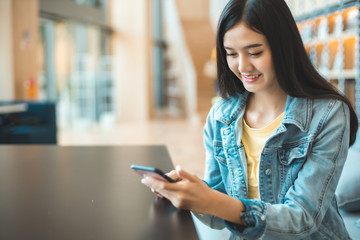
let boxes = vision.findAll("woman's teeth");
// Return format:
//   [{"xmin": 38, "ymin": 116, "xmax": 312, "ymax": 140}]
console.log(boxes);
[{"xmin": 243, "ymin": 74, "xmax": 261, "ymax": 78}]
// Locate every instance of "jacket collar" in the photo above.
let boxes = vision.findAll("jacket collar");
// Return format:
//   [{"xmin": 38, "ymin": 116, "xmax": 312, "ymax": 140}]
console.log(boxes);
[
  {"xmin": 214, "ymin": 92, "xmax": 248, "ymax": 126},
  {"xmin": 214, "ymin": 92, "xmax": 312, "ymax": 132},
  {"xmin": 283, "ymin": 95, "xmax": 312, "ymax": 132}
]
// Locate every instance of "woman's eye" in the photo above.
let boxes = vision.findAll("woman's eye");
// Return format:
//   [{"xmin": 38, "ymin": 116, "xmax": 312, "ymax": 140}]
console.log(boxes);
[
  {"xmin": 226, "ymin": 52, "xmax": 237, "ymax": 57},
  {"xmin": 249, "ymin": 51, "xmax": 263, "ymax": 56}
]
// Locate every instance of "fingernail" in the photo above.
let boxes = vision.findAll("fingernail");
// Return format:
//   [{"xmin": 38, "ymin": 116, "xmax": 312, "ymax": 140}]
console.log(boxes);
[{"xmin": 141, "ymin": 177, "xmax": 148, "ymax": 184}]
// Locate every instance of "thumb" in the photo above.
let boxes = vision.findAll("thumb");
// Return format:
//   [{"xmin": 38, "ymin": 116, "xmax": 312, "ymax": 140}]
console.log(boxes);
[{"xmin": 176, "ymin": 166, "xmax": 197, "ymax": 182}]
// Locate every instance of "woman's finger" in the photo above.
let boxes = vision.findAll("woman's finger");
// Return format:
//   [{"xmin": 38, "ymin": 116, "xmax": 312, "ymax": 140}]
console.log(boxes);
[
  {"xmin": 166, "ymin": 170, "xmax": 181, "ymax": 181},
  {"xmin": 152, "ymin": 188, "xmax": 164, "ymax": 198},
  {"xmin": 167, "ymin": 170, "xmax": 177, "ymax": 177},
  {"xmin": 142, "ymin": 177, "xmax": 164, "ymax": 189},
  {"xmin": 175, "ymin": 166, "xmax": 198, "ymax": 182},
  {"xmin": 142, "ymin": 177, "xmax": 169, "ymax": 197}
]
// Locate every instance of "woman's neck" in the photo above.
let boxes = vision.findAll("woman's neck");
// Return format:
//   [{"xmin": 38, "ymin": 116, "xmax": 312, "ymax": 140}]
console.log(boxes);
[{"xmin": 244, "ymin": 90, "xmax": 287, "ymax": 128}]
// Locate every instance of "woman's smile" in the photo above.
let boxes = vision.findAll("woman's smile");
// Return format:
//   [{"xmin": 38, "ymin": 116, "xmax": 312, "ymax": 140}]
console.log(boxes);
[{"xmin": 241, "ymin": 73, "xmax": 262, "ymax": 83}]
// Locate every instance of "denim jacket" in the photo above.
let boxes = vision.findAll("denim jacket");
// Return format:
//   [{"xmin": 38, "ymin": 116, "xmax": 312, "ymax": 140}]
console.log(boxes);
[{"xmin": 200, "ymin": 92, "xmax": 351, "ymax": 240}]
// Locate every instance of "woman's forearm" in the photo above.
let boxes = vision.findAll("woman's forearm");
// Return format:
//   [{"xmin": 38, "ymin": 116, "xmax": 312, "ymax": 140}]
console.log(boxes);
[{"xmin": 206, "ymin": 189, "xmax": 246, "ymax": 225}]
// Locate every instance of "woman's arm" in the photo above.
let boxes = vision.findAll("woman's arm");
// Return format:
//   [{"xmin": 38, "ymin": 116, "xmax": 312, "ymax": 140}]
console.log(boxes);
[
  {"xmin": 142, "ymin": 166, "xmax": 246, "ymax": 225},
  {"xmin": 259, "ymin": 100, "xmax": 351, "ymax": 239},
  {"xmin": 142, "ymin": 101, "xmax": 247, "ymax": 224}
]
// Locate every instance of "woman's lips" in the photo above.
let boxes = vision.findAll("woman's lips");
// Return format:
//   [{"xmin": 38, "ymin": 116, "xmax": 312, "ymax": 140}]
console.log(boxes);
[{"xmin": 241, "ymin": 73, "xmax": 262, "ymax": 83}]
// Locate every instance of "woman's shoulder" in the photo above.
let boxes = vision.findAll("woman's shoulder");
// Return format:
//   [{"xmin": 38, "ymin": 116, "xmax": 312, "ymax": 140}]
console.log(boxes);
[
  {"xmin": 213, "ymin": 93, "xmax": 248, "ymax": 111},
  {"xmin": 287, "ymin": 96, "xmax": 348, "ymax": 115},
  {"xmin": 284, "ymin": 96, "xmax": 349, "ymax": 133},
  {"xmin": 309, "ymin": 98, "xmax": 350, "ymax": 136},
  {"xmin": 208, "ymin": 93, "xmax": 247, "ymax": 123},
  {"xmin": 311, "ymin": 98, "xmax": 349, "ymax": 115}
]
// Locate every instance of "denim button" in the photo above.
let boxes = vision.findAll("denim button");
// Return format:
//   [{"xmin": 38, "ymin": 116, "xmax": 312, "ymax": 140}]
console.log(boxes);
[
  {"xmin": 265, "ymin": 168, "xmax": 272, "ymax": 175},
  {"xmin": 260, "ymin": 215, "xmax": 266, "ymax": 221},
  {"xmin": 223, "ymin": 128, "xmax": 231, "ymax": 135}
]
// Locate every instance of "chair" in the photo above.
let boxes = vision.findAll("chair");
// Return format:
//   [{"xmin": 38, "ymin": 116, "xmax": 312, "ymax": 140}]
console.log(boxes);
[{"xmin": 0, "ymin": 101, "xmax": 57, "ymax": 144}]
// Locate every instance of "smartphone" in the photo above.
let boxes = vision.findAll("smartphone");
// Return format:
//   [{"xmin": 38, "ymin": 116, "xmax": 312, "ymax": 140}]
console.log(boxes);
[{"xmin": 130, "ymin": 164, "xmax": 176, "ymax": 183}]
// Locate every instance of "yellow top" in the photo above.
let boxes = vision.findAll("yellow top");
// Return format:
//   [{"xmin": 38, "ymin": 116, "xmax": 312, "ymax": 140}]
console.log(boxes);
[{"xmin": 241, "ymin": 112, "xmax": 284, "ymax": 199}]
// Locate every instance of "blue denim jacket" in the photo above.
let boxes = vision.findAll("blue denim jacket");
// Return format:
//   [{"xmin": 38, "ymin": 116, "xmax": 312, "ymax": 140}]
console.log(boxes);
[{"xmin": 200, "ymin": 92, "xmax": 351, "ymax": 240}]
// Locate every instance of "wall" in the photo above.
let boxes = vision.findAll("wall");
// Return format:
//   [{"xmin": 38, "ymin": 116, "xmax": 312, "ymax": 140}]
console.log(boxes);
[
  {"xmin": 175, "ymin": 0, "xmax": 216, "ymax": 121},
  {"xmin": 110, "ymin": 0, "xmax": 151, "ymax": 122},
  {"xmin": 0, "ymin": 0, "xmax": 14, "ymax": 100},
  {"xmin": 12, "ymin": 0, "xmax": 39, "ymax": 100},
  {"xmin": 163, "ymin": 0, "xmax": 198, "ymax": 121},
  {"xmin": 209, "ymin": 0, "xmax": 229, "ymax": 32}
]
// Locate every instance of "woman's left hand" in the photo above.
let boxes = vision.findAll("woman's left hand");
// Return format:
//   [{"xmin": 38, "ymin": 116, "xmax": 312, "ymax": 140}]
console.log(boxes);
[{"xmin": 141, "ymin": 166, "xmax": 215, "ymax": 214}]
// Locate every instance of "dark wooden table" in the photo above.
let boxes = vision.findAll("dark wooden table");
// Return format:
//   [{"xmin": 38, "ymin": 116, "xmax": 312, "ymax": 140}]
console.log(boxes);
[{"xmin": 0, "ymin": 145, "xmax": 198, "ymax": 240}]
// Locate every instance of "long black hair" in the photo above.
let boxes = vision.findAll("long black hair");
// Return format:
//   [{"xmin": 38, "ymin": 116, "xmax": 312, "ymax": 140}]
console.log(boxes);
[{"xmin": 216, "ymin": 0, "xmax": 358, "ymax": 146}]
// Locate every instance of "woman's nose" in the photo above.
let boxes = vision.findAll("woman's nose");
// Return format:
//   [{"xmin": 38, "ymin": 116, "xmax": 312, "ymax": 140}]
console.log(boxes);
[{"xmin": 238, "ymin": 55, "xmax": 252, "ymax": 73}]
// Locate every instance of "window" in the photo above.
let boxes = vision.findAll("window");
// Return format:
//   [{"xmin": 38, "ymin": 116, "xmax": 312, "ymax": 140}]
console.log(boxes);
[{"xmin": 38, "ymin": 0, "xmax": 115, "ymax": 129}]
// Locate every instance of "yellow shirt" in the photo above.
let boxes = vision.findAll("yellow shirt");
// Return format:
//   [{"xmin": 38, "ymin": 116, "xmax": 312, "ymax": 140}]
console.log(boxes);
[{"xmin": 242, "ymin": 113, "xmax": 284, "ymax": 199}]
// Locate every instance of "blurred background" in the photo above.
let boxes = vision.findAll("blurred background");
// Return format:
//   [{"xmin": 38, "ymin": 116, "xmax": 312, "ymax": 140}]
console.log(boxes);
[
  {"xmin": 0, "ymin": 0, "xmax": 229, "ymax": 176},
  {"xmin": 0, "ymin": 0, "xmax": 359, "ymax": 176}
]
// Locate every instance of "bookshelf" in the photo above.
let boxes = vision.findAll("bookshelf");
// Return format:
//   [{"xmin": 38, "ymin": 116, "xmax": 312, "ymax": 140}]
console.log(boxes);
[{"xmin": 286, "ymin": 0, "xmax": 360, "ymax": 117}]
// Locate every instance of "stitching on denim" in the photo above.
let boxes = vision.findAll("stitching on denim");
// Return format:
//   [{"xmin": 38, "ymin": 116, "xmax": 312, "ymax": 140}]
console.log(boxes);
[{"xmin": 317, "ymin": 102, "xmax": 346, "ymax": 212}]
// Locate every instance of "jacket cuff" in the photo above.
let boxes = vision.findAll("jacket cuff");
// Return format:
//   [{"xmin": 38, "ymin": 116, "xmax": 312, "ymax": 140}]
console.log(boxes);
[{"xmin": 224, "ymin": 199, "xmax": 267, "ymax": 239}]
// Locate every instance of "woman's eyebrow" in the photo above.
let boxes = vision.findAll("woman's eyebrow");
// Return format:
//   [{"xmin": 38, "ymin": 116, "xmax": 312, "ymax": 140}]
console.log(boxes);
[
  {"xmin": 224, "ymin": 43, "xmax": 263, "ymax": 50},
  {"xmin": 243, "ymin": 43, "xmax": 263, "ymax": 49}
]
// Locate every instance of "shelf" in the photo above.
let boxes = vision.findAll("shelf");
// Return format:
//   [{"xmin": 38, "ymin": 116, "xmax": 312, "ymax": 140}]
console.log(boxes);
[
  {"xmin": 292, "ymin": 0, "xmax": 357, "ymax": 21},
  {"xmin": 303, "ymin": 29, "xmax": 357, "ymax": 45},
  {"xmin": 290, "ymin": 1, "xmax": 360, "ymax": 116},
  {"xmin": 326, "ymin": 69, "xmax": 357, "ymax": 79},
  {"xmin": 297, "ymin": 5, "xmax": 358, "ymax": 79}
]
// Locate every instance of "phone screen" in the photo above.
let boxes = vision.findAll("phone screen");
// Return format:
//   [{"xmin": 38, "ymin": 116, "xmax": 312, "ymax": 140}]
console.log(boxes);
[{"xmin": 130, "ymin": 164, "xmax": 176, "ymax": 183}]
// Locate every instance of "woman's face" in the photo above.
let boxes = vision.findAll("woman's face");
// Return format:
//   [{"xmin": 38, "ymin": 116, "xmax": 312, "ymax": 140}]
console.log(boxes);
[{"xmin": 223, "ymin": 22, "xmax": 280, "ymax": 94}]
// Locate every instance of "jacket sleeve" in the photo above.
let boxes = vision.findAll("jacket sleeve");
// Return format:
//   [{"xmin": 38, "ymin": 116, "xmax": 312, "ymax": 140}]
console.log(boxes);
[
  {"xmin": 203, "ymin": 102, "xmax": 227, "ymax": 193},
  {"xmin": 194, "ymin": 102, "xmax": 227, "ymax": 229},
  {"xmin": 226, "ymin": 100, "xmax": 351, "ymax": 239}
]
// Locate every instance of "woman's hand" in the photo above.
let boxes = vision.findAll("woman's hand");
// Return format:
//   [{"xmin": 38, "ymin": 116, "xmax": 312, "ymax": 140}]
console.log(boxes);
[
  {"xmin": 141, "ymin": 166, "xmax": 214, "ymax": 213},
  {"xmin": 141, "ymin": 166, "xmax": 246, "ymax": 224},
  {"xmin": 148, "ymin": 169, "xmax": 180, "ymax": 198}
]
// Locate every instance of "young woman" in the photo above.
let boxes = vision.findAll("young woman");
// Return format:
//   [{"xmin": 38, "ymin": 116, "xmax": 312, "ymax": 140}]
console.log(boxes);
[{"xmin": 142, "ymin": 0, "xmax": 358, "ymax": 239}]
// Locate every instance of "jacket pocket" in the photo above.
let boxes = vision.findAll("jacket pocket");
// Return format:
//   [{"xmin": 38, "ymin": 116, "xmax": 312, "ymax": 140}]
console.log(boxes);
[
  {"xmin": 213, "ymin": 140, "xmax": 227, "ymax": 165},
  {"xmin": 277, "ymin": 141, "xmax": 310, "ymax": 198},
  {"xmin": 278, "ymin": 141, "xmax": 310, "ymax": 166}
]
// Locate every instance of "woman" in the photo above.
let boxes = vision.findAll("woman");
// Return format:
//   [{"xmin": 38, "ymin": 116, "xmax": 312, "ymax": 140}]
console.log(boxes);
[{"xmin": 142, "ymin": 0, "xmax": 358, "ymax": 239}]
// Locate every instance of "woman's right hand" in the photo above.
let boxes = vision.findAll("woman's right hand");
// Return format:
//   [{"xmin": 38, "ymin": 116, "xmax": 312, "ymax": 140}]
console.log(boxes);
[{"xmin": 149, "ymin": 169, "xmax": 181, "ymax": 198}]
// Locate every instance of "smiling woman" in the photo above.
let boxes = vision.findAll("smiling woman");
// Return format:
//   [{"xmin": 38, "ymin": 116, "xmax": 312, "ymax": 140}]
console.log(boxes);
[
  {"xmin": 140, "ymin": 0, "xmax": 358, "ymax": 239},
  {"xmin": 224, "ymin": 22, "xmax": 281, "ymax": 100},
  {"xmin": 223, "ymin": 22, "xmax": 287, "ymax": 128}
]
